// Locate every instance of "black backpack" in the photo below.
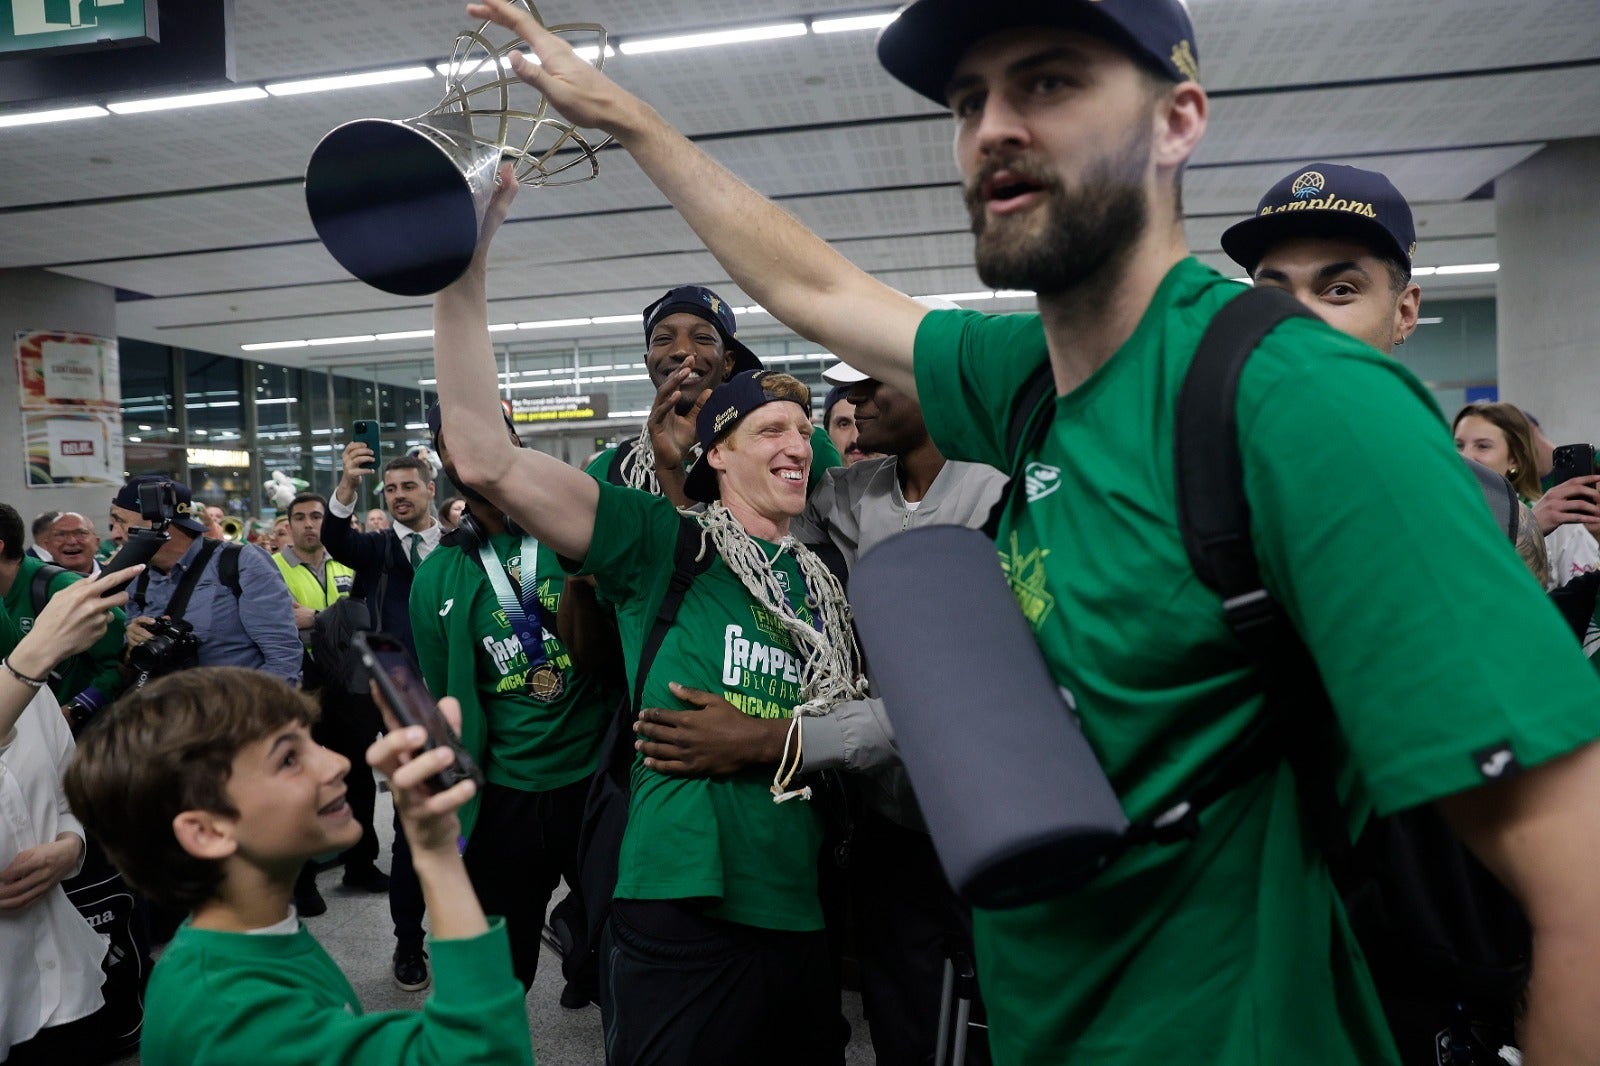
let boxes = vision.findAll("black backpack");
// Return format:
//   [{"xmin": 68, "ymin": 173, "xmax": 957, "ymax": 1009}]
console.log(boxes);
[{"xmin": 996, "ymin": 287, "xmax": 1529, "ymax": 1057}]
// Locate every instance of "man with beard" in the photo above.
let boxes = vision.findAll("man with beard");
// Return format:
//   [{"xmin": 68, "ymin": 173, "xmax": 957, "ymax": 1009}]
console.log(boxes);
[
  {"xmin": 821, "ymin": 384, "xmax": 877, "ymax": 467},
  {"xmin": 467, "ymin": 1, "xmax": 1600, "ymax": 1063},
  {"xmin": 322, "ymin": 453, "xmax": 440, "ymax": 990},
  {"xmin": 587, "ymin": 284, "xmax": 839, "ymax": 503},
  {"xmin": 409, "ymin": 404, "xmax": 612, "ymax": 998}
]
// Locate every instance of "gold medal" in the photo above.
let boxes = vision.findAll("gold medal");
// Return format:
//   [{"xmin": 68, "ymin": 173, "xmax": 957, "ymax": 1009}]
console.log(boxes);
[{"xmin": 525, "ymin": 662, "xmax": 566, "ymax": 703}]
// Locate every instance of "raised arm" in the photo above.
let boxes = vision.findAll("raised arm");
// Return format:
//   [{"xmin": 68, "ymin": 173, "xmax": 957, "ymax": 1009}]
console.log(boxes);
[
  {"xmin": 466, "ymin": 0, "xmax": 927, "ymax": 399},
  {"xmin": 433, "ymin": 173, "xmax": 599, "ymax": 561},
  {"xmin": 1436, "ymin": 739, "xmax": 1600, "ymax": 1062}
]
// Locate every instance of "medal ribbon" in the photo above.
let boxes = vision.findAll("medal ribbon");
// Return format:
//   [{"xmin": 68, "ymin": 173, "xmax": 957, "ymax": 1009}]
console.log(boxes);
[{"xmin": 478, "ymin": 535, "xmax": 548, "ymax": 669}]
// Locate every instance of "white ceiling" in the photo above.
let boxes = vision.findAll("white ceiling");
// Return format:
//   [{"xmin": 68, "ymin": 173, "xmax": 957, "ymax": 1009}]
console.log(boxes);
[{"xmin": 1, "ymin": 0, "xmax": 1597, "ymax": 385}]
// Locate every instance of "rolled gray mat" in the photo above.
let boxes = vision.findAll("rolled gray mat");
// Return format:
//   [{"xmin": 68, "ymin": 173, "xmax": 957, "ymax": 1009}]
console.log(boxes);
[{"xmin": 850, "ymin": 525, "xmax": 1128, "ymax": 909}]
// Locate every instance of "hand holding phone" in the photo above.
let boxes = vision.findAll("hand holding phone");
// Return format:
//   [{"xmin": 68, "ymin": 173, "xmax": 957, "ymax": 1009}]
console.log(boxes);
[
  {"xmin": 1550, "ymin": 443, "xmax": 1597, "ymax": 486},
  {"xmin": 354, "ymin": 631, "xmax": 483, "ymax": 794}
]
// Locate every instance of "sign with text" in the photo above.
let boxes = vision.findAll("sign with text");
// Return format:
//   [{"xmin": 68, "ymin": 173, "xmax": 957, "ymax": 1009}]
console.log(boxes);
[
  {"xmin": 2, "ymin": 0, "xmax": 158, "ymax": 57},
  {"xmin": 510, "ymin": 393, "xmax": 610, "ymax": 424},
  {"xmin": 17, "ymin": 329, "xmax": 123, "ymax": 487}
]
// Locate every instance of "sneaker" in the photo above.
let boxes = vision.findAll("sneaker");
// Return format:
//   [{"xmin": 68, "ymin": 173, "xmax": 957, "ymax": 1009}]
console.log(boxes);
[
  {"xmin": 393, "ymin": 943, "xmax": 431, "ymax": 992},
  {"xmin": 341, "ymin": 864, "xmax": 391, "ymax": 893}
]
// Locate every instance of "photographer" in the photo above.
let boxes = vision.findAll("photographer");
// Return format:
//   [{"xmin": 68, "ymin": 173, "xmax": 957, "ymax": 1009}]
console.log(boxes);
[
  {"xmin": 111, "ymin": 476, "xmax": 301, "ymax": 685},
  {"xmin": 0, "ymin": 504, "xmax": 126, "ymax": 731}
]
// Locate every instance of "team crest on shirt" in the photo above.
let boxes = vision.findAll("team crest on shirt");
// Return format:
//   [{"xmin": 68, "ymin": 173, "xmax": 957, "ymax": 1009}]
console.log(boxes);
[
  {"xmin": 998, "ymin": 532, "xmax": 1055, "ymax": 629},
  {"xmin": 17, "ymin": 617, "xmax": 31, "ymax": 633},
  {"xmin": 1024, "ymin": 462, "xmax": 1062, "ymax": 502}
]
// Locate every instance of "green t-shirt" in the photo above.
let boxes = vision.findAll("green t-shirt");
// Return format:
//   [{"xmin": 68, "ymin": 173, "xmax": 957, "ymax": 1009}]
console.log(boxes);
[
  {"xmin": 586, "ymin": 423, "xmax": 841, "ymax": 491},
  {"xmin": 141, "ymin": 918, "xmax": 532, "ymax": 1066},
  {"xmin": 569, "ymin": 480, "xmax": 825, "ymax": 931},
  {"xmin": 1, "ymin": 555, "xmax": 127, "ymax": 706},
  {"xmin": 410, "ymin": 533, "xmax": 611, "ymax": 794},
  {"xmin": 913, "ymin": 257, "xmax": 1600, "ymax": 1066}
]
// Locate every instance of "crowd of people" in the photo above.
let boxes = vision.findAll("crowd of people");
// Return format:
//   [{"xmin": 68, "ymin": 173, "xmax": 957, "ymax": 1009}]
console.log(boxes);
[{"xmin": 5, "ymin": 0, "xmax": 1600, "ymax": 1064}]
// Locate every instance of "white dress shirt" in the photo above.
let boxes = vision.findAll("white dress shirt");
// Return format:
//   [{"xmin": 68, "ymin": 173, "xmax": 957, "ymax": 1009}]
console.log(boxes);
[
  {"xmin": 0, "ymin": 687, "xmax": 106, "ymax": 1056},
  {"xmin": 327, "ymin": 497, "xmax": 440, "ymax": 563}
]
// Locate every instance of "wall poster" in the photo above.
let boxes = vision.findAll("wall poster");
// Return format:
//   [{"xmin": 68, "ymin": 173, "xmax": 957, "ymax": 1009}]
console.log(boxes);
[{"xmin": 16, "ymin": 330, "xmax": 124, "ymax": 488}]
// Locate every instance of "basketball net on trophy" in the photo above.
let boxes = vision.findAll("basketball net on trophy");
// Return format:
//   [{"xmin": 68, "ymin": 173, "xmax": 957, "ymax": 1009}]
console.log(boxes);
[{"xmin": 305, "ymin": 1, "xmax": 612, "ymax": 296}]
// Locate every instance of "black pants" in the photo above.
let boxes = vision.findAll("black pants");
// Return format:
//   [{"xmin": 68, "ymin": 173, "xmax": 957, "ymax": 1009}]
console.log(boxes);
[
  {"xmin": 462, "ymin": 777, "xmax": 589, "ymax": 989},
  {"xmin": 852, "ymin": 809, "xmax": 990, "ymax": 1066},
  {"xmin": 601, "ymin": 899, "xmax": 842, "ymax": 1066},
  {"xmin": 312, "ymin": 688, "xmax": 381, "ymax": 870}
]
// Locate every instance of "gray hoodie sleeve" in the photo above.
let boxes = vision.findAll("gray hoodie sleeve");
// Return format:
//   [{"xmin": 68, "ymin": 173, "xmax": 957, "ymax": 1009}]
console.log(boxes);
[{"xmin": 800, "ymin": 697, "xmax": 898, "ymax": 772}]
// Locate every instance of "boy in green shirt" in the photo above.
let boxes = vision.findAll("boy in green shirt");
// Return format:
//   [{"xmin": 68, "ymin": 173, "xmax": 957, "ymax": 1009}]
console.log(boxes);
[{"xmin": 64, "ymin": 667, "xmax": 534, "ymax": 1066}]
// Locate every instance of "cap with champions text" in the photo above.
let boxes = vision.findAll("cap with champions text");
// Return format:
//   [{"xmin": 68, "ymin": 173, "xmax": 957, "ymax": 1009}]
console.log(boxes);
[
  {"xmin": 683, "ymin": 370, "xmax": 812, "ymax": 503},
  {"xmin": 877, "ymin": 0, "xmax": 1199, "ymax": 105},
  {"xmin": 641, "ymin": 285, "xmax": 764, "ymax": 376},
  {"xmin": 1221, "ymin": 163, "xmax": 1417, "ymax": 274}
]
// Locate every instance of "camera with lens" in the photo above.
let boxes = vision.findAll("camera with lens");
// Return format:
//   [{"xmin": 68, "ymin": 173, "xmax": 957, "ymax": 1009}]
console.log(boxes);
[{"xmin": 128, "ymin": 617, "xmax": 201, "ymax": 677}]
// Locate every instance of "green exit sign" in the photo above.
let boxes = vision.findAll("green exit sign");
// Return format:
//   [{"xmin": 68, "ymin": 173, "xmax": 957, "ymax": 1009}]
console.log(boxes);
[{"xmin": 2, "ymin": 0, "xmax": 159, "ymax": 57}]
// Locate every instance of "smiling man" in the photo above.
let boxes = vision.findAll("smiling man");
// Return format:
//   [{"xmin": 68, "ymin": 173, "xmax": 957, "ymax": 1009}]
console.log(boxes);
[
  {"xmin": 40, "ymin": 512, "xmax": 102, "ymax": 578},
  {"xmin": 588, "ymin": 284, "xmax": 838, "ymax": 506},
  {"xmin": 465, "ymin": 0, "xmax": 1600, "ymax": 1061}
]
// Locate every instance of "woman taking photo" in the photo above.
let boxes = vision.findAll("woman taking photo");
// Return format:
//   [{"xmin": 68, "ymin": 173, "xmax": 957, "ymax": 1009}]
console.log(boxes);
[{"xmin": 1453, "ymin": 401, "xmax": 1599, "ymax": 588}]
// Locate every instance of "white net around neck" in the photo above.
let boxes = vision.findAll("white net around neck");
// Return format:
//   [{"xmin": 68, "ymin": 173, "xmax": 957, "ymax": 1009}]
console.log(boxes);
[{"xmin": 694, "ymin": 503, "xmax": 866, "ymax": 714}]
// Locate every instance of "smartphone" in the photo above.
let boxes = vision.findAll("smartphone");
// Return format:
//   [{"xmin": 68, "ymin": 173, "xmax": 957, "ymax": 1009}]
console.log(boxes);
[
  {"xmin": 1550, "ymin": 443, "xmax": 1597, "ymax": 486},
  {"xmin": 352, "ymin": 419, "xmax": 382, "ymax": 469},
  {"xmin": 352, "ymin": 631, "xmax": 483, "ymax": 794}
]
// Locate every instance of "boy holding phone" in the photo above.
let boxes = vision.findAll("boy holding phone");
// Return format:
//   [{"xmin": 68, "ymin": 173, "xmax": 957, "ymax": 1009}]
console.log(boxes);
[{"xmin": 63, "ymin": 667, "xmax": 533, "ymax": 1066}]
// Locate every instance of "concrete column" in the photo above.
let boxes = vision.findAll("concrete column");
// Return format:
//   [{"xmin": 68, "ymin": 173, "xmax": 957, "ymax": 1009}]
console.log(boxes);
[
  {"xmin": 0, "ymin": 268, "xmax": 121, "ymax": 538},
  {"xmin": 1495, "ymin": 138, "xmax": 1600, "ymax": 443}
]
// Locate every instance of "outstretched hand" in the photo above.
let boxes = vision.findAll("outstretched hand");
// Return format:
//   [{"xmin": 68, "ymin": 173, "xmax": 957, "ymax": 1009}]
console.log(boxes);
[
  {"xmin": 465, "ymin": 0, "xmax": 649, "ymax": 136},
  {"xmin": 635, "ymin": 683, "xmax": 786, "ymax": 777}
]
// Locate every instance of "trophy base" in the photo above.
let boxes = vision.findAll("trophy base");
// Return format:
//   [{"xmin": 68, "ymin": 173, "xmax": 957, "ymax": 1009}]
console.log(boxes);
[{"xmin": 305, "ymin": 116, "xmax": 500, "ymax": 297}]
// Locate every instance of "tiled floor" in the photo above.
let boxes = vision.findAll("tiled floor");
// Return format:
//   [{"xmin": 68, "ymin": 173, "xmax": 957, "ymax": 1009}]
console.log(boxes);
[{"xmin": 115, "ymin": 790, "xmax": 878, "ymax": 1064}]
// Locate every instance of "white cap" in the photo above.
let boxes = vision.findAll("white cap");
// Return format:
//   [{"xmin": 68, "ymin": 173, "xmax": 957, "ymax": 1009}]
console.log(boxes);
[{"xmin": 821, "ymin": 295, "xmax": 963, "ymax": 385}]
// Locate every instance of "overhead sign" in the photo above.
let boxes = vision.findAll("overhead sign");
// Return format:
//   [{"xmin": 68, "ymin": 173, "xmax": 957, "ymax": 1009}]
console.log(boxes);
[
  {"xmin": 186, "ymin": 447, "xmax": 251, "ymax": 468},
  {"xmin": 2, "ymin": 0, "xmax": 159, "ymax": 57},
  {"xmin": 510, "ymin": 394, "xmax": 610, "ymax": 424}
]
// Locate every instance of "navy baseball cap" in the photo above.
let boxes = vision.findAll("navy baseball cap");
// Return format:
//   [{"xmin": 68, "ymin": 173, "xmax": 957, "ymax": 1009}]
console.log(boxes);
[
  {"xmin": 878, "ymin": 0, "xmax": 1200, "ymax": 105},
  {"xmin": 683, "ymin": 370, "xmax": 812, "ymax": 504},
  {"xmin": 642, "ymin": 285, "xmax": 764, "ymax": 376},
  {"xmin": 1221, "ymin": 163, "xmax": 1417, "ymax": 273},
  {"xmin": 112, "ymin": 475, "xmax": 207, "ymax": 535},
  {"xmin": 822, "ymin": 384, "xmax": 854, "ymax": 424}
]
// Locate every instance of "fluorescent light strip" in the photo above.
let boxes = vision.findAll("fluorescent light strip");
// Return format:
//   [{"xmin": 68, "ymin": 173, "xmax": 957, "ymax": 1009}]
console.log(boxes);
[
  {"xmin": 488, "ymin": 322, "xmax": 520, "ymax": 332},
  {"xmin": 620, "ymin": 22, "xmax": 807, "ymax": 56},
  {"xmin": 0, "ymin": 105, "xmax": 108, "ymax": 129},
  {"xmin": 1417, "ymin": 317, "xmax": 1444, "ymax": 325},
  {"xmin": 375, "ymin": 329, "xmax": 435, "ymax": 341},
  {"xmin": 436, "ymin": 45, "xmax": 611, "ymax": 76},
  {"xmin": 307, "ymin": 334, "xmax": 377, "ymax": 346},
  {"xmin": 265, "ymin": 66, "xmax": 435, "ymax": 97},
  {"xmin": 1433, "ymin": 263, "xmax": 1499, "ymax": 276},
  {"xmin": 241, "ymin": 340, "xmax": 309, "ymax": 351},
  {"xmin": 811, "ymin": 12, "xmax": 897, "ymax": 34},
  {"xmin": 519, "ymin": 317, "xmax": 593, "ymax": 329},
  {"xmin": 107, "ymin": 87, "xmax": 268, "ymax": 115},
  {"xmin": 591, "ymin": 314, "xmax": 643, "ymax": 326}
]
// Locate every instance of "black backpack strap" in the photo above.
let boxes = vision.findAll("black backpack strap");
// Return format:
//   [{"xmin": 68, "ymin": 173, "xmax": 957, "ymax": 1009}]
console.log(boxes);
[
  {"xmin": 602, "ymin": 514, "xmax": 717, "ymax": 776},
  {"xmin": 1150, "ymin": 287, "xmax": 1355, "ymax": 874},
  {"xmin": 218, "ymin": 542, "xmax": 243, "ymax": 598},
  {"xmin": 163, "ymin": 539, "xmax": 223, "ymax": 621},
  {"xmin": 981, "ymin": 363, "xmax": 1057, "ymax": 539},
  {"xmin": 30, "ymin": 563, "xmax": 69, "ymax": 617}
]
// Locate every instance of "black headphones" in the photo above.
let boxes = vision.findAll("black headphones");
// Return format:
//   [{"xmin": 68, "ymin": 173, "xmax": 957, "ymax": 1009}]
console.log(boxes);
[{"xmin": 451, "ymin": 510, "xmax": 525, "ymax": 555}]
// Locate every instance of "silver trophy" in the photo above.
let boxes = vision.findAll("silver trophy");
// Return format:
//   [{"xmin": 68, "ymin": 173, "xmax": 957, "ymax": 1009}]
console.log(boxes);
[{"xmin": 304, "ymin": 2, "xmax": 611, "ymax": 296}]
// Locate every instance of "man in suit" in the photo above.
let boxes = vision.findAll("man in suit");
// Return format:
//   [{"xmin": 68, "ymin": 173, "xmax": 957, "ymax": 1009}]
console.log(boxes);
[{"xmin": 321, "ymin": 446, "xmax": 440, "ymax": 991}]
